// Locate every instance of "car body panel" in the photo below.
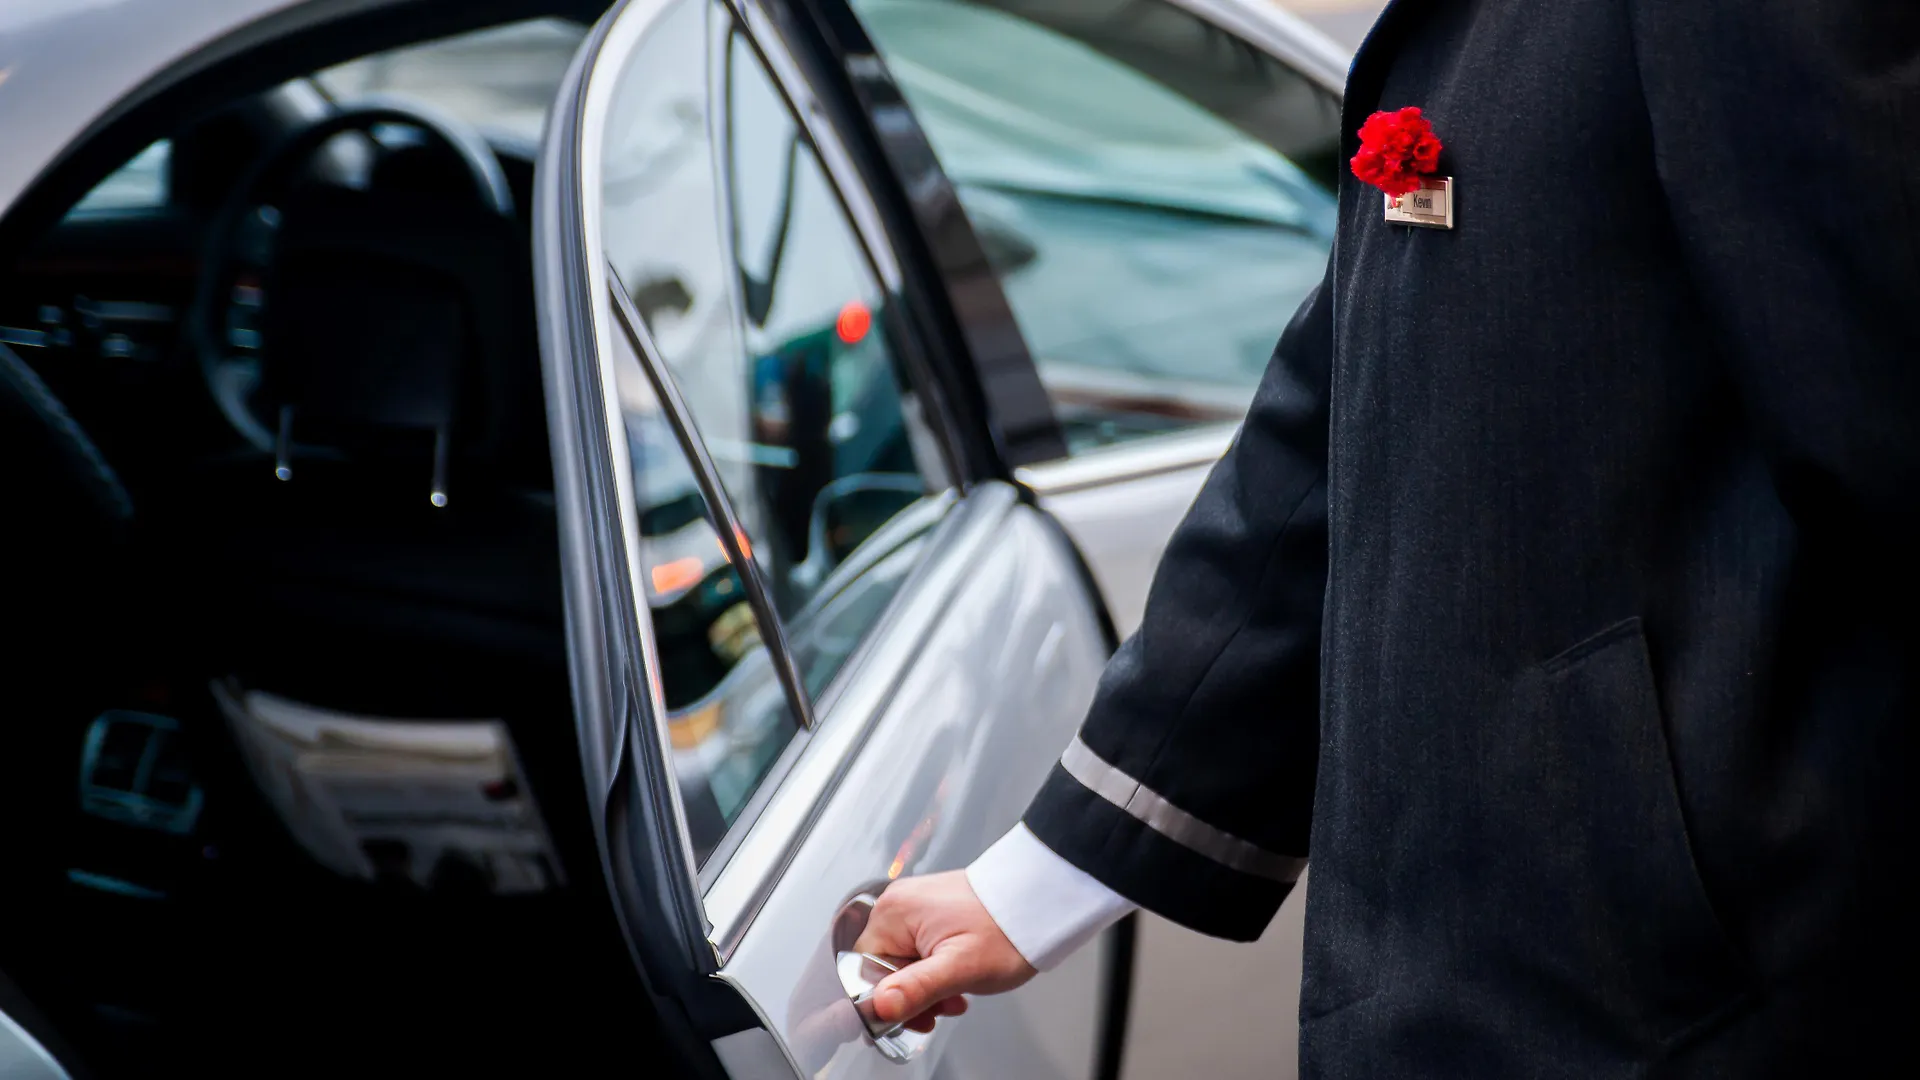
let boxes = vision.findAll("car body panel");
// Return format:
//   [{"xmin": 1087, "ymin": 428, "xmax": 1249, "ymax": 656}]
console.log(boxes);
[
  {"xmin": 1019, "ymin": 426, "xmax": 1236, "ymax": 637},
  {"xmin": 0, "ymin": 0, "xmax": 356, "ymax": 211},
  {"xmin": 0, "ymin": 1013, "xmax": 69, "ymax": 1080},
  {"xmin": 713, "ymin": 489, "xmax": 1110, "ymax": 1079}
]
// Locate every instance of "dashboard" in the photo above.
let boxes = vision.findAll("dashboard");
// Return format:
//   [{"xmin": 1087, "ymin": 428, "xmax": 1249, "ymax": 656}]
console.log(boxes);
[
  {"xmin": 1, "ymin": 297, "xmax": 178, "ymax": 364},
  {"xmin": 0, "ymin": 127, "xmax": 539, "ymax": 478}
]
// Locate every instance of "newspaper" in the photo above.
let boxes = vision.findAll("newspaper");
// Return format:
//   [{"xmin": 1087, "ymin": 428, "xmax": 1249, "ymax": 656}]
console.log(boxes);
[{"xmin": 214, "ymin": 681, "xmax": 563, "ymax": 894}]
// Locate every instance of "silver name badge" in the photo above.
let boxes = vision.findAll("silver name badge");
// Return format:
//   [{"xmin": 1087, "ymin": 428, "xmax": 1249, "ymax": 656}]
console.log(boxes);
[{"xmin": 1384, "ymin": 177, "xmax": 1454, "ymax": 230}]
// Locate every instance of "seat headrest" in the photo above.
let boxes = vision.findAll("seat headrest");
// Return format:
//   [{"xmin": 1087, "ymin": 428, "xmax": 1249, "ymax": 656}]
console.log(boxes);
[{"xmin": 255, "ymin": 184, "xmax": 548, "ymax": 500}]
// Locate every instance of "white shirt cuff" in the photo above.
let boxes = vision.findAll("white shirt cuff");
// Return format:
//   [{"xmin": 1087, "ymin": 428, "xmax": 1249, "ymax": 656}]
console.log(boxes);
[{"xmin": 966, "ymin": 823, "xmax": 1137, "ymax": 972}]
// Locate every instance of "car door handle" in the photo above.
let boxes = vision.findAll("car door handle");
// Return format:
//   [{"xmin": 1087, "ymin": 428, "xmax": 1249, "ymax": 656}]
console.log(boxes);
[{"xmin": 832, "ymin": 892, "xmax": 932, "ymax": 1063}]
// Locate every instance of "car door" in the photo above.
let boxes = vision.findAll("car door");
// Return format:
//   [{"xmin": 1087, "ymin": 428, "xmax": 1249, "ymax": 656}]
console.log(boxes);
[
  {"xmin": 839, "ymin": 0, "xmax": 1351, "ymax": 636},
  {"xmin": 0, "ymin": 974, "xmax": 77, "ymax": 1080},
  {"xmin": 534, "ymin": 1, "xmax": 1120, "ymax": 1078}
]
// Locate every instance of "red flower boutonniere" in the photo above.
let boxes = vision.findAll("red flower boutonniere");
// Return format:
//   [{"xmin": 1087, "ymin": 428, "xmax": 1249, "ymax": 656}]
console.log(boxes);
[{"xmin": 1351, "ymin": 107, "xmax": 1444, "ymax": 204}]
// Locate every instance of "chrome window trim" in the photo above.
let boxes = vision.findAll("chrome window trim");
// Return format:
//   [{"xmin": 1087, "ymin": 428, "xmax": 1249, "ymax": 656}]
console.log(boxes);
[
  {"xmin": 704, "ymin": 482, "xmax": 1022, "ymax": 960},
  {"xmin": 1170, "ymin": 0, "xmax": 1354, "ymax": 94},
  {"xmin": 1018, "ymin": 424, "xmax": 1237, "ymax": 498}
]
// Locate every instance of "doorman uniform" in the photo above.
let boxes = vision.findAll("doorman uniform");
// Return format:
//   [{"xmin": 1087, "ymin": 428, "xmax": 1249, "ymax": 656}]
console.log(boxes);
[{"xmin": 969, "ymin": 2, "xmax": 1920, "ymax": 1075}]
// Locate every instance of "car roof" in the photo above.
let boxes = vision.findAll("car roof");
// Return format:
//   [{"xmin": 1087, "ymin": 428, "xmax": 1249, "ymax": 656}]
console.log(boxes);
[{"xmin": 0, "ymin": 0, "xmax": 343, "ymax": 213}]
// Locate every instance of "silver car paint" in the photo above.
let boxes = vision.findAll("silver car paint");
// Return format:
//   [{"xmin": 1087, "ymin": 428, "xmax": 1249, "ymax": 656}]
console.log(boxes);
[
  {"xmin": 0, "ymin": 1011, "xmax": 70, "ymax": 1080},
  {"xmin": 713, "ymin": 489, "xmax": 1111, "ymax": 1079},
  {"xmin": 1021, "ymin": 426, "xmax": 1236, "ymax": 638},
  {"xmin": 0, "ymin": 0, "xmax": 412, "ymax": 213}
]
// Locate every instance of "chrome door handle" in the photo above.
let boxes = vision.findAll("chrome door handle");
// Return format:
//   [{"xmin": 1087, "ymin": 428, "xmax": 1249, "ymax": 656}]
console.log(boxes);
[
  {"xmin": 832, "ymin": 892, "xmax": 931, "ymax": 1063},
  {"xmin": 839, "ymin": 945, "xmax": 907, "ymax": 1040}
]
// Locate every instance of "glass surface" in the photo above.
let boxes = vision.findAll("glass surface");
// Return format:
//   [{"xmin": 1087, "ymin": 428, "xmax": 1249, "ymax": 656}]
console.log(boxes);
[
  {"xmin": 595, "ymin": 3, "xmax": 942, "ymax": 864},
  {"xmin": 67, "ymin": 141, "xmax": 172, "ymax": 216},
  {"xmin": 718, "ymin": 29, "xmax": 935, "ymax": 625},
  {"xmin": 315, "ymin": 18, "xmax": 589, "ymax": 143},
  {"xmin": 597, "ymin": 0, "xmax": 793, "ymax": 863},
  {"xmin": 853, "ymin": 0, "xmax": 1342, "ymax": 455}
]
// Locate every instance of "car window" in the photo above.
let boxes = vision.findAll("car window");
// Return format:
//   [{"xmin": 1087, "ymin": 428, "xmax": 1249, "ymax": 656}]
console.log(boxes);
[
  {"xmin": 717, "ymin": 28, "xmax": 939, "ymax": 638},
  {"xmin": 595, "ymin": 1, "xmax": 944, "ymax": 864},
  {"xmin": 596, "ymin": 0, "xmax": 791, "ymax": 863},
  {"xmin": 315, "ymin": 18, "xmax": 588, "ymax": 143},
  {"xmin": 853, "ymin": 0, "xmax": 1341, "ymax": 456},
  {"xmin": 66, "ymin": 140, "xmax": 172, "ymax": 217}
]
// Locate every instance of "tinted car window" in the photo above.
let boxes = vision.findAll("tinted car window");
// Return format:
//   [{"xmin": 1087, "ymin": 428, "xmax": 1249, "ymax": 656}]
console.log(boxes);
[
  {"xmin": 67, "ymin": 141, "xmax": 172, "ymax": 216},
  {"xmin": 854, "ymin": 0, "xmax": 1341, "ymax": 455}
]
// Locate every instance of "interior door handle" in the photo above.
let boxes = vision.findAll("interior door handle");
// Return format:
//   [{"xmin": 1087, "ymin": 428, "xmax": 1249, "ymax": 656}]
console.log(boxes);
[{"xmin": 832, "ymin": 892, "xmax": 931, "ymax": 1063}]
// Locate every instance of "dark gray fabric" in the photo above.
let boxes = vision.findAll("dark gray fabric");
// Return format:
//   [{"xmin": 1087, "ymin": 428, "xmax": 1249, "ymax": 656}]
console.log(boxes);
[{"xmin": 1024, "ymin": 0, "xmax": 1920, "ymax": 1074}]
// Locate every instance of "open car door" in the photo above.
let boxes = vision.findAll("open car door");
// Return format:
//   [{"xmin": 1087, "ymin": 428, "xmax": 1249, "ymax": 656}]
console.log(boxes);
[
  {"xmin": 535, "ymin": 1, "xmax": 1126, "ymax": 1076},
  {"xmin": 0, "ymin": 973, "xmax": 76, "ymax": 1080}
]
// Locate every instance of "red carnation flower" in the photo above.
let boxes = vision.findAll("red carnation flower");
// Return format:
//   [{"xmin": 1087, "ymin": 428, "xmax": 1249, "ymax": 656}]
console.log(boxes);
[{"xmin": 1351, "ymin": 107, "xmax": 1444, "ymax": 200}]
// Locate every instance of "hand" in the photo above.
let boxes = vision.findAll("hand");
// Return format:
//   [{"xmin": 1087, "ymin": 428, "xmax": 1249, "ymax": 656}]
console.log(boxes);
[{"xmin": 852, "ymin": 870, "xmax": 1038, "ymax": 1033}]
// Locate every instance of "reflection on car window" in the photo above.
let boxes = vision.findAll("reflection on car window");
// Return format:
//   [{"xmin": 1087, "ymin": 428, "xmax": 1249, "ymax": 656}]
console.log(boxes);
[
  {"xmin": 596, "ymin": 2, "xmax": 944, "ymax": 865},
  {"xmin": 719, "ymin": 29, "xmax": 937, "ymax": 631},
  {"xmin": 67, "ymin": 141, "xmax": 172, "ymax": 216},
  {"xmin": 598, "ymin": 0, "xmax": 792, "ymax": 864},
  {"xmin": 315, "ymin": 18, "xmax": 587, "ymax": 143},
  {"xmin": 610, "ymin": 313, "xmax": 794, "ymax": 858},
  {"xmin": 854, "ymin": 0, "xmax": 1342, "ymax": 455}
]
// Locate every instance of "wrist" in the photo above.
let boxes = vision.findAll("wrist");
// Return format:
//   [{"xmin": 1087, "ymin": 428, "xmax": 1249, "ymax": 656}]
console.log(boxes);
[{"xmin": 966, "ymin": 823, "xmax": 1137, "ymax": 972}]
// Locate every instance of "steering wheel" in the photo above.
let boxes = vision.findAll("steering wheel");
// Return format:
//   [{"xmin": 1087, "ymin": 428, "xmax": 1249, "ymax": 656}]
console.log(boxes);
[{"xmin": 183, "ymin": 96, "xmax": 515, "ymax": 451}]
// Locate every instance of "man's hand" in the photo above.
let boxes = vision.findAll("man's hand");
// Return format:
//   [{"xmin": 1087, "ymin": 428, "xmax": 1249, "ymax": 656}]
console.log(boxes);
[{"xmin": 852, "ymin": 871, "xmax": 1038, "ymax": 1033}]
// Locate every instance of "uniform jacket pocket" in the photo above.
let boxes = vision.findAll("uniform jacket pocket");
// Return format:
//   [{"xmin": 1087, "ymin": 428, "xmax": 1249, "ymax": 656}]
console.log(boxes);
[{"xmin": 1497, "ymin": 617, "xmax": 1748, "ymax": 1051}]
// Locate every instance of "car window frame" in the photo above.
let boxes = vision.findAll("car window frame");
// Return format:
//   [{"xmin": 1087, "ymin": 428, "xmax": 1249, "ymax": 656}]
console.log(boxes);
[{"xmin": 566, "ymin": 0, "xmax": 1004, "ymax": 916}]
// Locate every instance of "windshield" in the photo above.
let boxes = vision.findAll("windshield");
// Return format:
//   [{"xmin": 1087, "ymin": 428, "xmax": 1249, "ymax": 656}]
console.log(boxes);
[{"xmin": 313, "ymin": 18, "xmax": 588, "ymax": 144}]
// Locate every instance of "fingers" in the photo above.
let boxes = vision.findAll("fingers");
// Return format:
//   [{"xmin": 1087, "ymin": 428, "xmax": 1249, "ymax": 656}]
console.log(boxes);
[
  {"xmin": 872, "ymin": 951, "xmax": 969, "ymax": 1026},
  {"xmin": 901, "ymin": 996, "xmax": 968, "ymax": 1034},
  {"xmin": 849, "ymin": 871, "xmax": 1033, "ymax": 1036},
  {"xmin": 852, "ymin": 888, "xmax": 918, "ymax": 960}
]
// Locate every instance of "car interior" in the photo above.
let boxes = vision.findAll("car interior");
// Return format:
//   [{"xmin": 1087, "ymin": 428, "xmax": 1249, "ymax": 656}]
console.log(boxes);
[{"xmin": 0, "ymin": 2, "xmax": 733, "ymax": 1074}]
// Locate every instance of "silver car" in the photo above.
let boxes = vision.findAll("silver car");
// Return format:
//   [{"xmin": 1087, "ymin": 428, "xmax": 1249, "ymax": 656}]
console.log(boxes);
[{"xmin": 0, "ymin": 0, "xmax": 1345, "ymax": 1076}]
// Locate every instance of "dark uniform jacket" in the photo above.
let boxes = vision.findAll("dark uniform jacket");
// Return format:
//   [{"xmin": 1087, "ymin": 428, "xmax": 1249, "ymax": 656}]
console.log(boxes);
[{"xmin": 1022, "ymin": 1, "xmax": 1920, "ymax": 1075}]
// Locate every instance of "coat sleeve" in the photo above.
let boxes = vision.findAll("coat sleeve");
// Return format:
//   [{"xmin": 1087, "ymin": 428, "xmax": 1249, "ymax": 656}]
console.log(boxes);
[
  {"xmin": 1628, "ymin": 1, "xmax": 1920, "ymax": 555},
  {"xmin": 1022, "ymin": 267, "xmax": 1333, "ymax": 941}
]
